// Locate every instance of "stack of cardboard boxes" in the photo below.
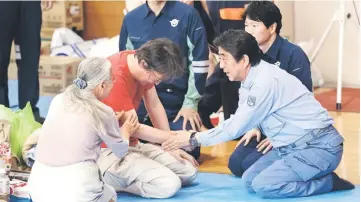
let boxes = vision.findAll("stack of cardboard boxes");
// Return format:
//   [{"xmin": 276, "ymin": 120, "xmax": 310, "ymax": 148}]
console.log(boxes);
[
  {"xmin": 8, "ymin": 1, "xmax": 84, "ymax": 96},
  {"xmin": 8, "ymin": 43, "xmax": 82, "ymax": 96},
  {"xmin": 41, "ymin": 1, "xmax": 84, "ymax": 40}
]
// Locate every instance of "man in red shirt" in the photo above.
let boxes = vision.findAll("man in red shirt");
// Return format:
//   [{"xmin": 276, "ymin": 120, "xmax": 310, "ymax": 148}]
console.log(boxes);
[{"xmin": 97, "ymin": 38, "xmax": 199, "ymax": 199}]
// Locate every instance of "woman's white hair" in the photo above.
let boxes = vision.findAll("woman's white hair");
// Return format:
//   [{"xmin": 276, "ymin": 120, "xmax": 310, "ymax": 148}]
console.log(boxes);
[{"xmin": 64, "ymin": 57, "xmax": 112, "ymax": 133}]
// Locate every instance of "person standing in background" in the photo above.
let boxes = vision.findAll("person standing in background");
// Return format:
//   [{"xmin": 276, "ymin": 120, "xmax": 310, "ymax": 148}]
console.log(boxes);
[
  {"xmin": 197, "ymin": 0, "xmax": 253, "ymax": 129},
  {"xmin": 119, "ymin": 0, "xmax": 209, "ymax": 160},
  {"xmin": 0, "ymin": 1, "xmax": 53, "ymax": 124}
]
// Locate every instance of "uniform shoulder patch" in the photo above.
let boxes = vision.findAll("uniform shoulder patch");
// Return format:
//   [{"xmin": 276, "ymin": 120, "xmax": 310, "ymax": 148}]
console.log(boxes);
[{"xmin": 247, "ymin": 95, "xmax": 256, "ymax": 108}]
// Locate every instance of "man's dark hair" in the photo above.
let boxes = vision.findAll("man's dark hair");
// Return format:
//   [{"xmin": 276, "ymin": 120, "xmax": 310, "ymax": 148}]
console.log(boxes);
[
  {"xmin": 135, "ymin": 38, "xmax": 185, "ymax": 78},
  {"xmin": 213, "ymin": 29, "xmax": 263, "ymax": 67},
  {"xmin": 242, "ymin": 1, "xmax": 282, "ymax": 34}
]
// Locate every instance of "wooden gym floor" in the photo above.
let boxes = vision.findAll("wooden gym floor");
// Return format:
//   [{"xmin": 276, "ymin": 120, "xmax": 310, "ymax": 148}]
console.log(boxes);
[{"xmin": 198, "ymin": 89, "xmax": 360, "ymax": 185}]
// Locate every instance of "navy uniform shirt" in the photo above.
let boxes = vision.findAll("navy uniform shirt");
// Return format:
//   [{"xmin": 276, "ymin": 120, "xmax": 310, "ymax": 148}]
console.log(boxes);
[
  {"xmin": 119, "ymin": 1, "xmax": 209, "ymax": 118},
  {"xmin": 264, "ymin": 35, "xmax": 313, "ymax": 92},
  {"xmin": 198, "ymin": 60, "xmax": 333, "ymax": 147}
]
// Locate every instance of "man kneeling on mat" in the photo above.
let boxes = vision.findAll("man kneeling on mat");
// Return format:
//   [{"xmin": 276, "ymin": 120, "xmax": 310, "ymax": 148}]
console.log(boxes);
[
  {"xmin": 228, "ymin": 0, "xmax": 313, "ymax": 178},
  {"xmin": 97, "ymin": 38, "xmax": 198, "ymax": 199},
  {"xmin": 161, "ymin": 30, "xmax": 354, "ymax": 198}
]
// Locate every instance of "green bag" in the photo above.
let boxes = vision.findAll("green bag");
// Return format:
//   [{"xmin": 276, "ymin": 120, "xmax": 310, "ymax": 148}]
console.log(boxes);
[
  {"xmin": 0, "ymin": 104, "xmax": 15, "ymax": 122},
  {"xmin": 0, "ymin": 102, "xmax": 42, "ymax": 165}
]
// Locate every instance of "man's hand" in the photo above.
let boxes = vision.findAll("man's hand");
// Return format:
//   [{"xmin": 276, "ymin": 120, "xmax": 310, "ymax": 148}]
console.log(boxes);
[
  {"xmin": 173, "ymin": 108, "xmax": 202, "ymax": 131},
  {"xmin": 162, "ymin": 131, "xmax": 192, "ymax": 151},
  {"xmin": 169, "ymin": 149, "xmax": 199, "ymax": 167},
  {"xmin": 256, "ymin": 138, "xmax": 273, "ymax": 154},
  {"xmin": 234, "ymin": 128, "xmax": 261, "ymax": 149},
  {"xmin": 41, "ymin": 0, "xmax": 54, "ymax": 10}
]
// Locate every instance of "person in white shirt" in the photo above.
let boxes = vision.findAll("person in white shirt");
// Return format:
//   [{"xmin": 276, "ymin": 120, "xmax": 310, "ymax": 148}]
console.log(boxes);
[{"xmin": 28, "ymin": 57, "xmax": 139, "ymax": 202}]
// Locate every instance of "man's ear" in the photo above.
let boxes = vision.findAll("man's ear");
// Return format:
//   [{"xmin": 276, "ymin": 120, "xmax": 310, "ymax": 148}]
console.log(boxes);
[
  {"xmin": 269, "ymin": 22, "xmax": 277, "ymax": 34},
  {"xmin": 139, "ymin": 60, "xmax": 148, "ymax": 69},
  {"xmin": 242, "ymin": 54, "xmax": 250, "ymax": 67}
]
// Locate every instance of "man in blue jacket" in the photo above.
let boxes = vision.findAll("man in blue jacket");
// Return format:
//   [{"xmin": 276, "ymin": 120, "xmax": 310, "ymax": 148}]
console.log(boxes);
[
  {"xmin": 227, "ymin": 1, "xmax": 313, "ymax": 178},
  {"xmin": 162, "ymin": 29, "xmax": 354, "ymax": 199}
]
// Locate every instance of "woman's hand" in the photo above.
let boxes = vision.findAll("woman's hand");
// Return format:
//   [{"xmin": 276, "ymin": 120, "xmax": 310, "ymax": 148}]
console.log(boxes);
[{"xmin": 120, "ymin": 111, "xmax": 140, "ymax": 140}]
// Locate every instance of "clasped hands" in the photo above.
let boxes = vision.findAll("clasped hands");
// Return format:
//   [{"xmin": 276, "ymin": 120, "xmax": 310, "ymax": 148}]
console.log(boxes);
[
  {"xmin": 162, "ymin": 128, "xmax": 273, "ymax": 157},
  {"xmin": 162, "ymin": 130, "xmax": 199, "ymax": 167},
  {"xmin": 116, "ymin": 111, "xmax": 199, "ymax": 167}
]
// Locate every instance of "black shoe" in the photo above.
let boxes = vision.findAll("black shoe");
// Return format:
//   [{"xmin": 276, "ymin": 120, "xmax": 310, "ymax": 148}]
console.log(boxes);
[
  {"xmin": 34, "ymin": 116, "xmax": 45, "ymax": 124},
  {"xmin": 331, "ymin": 172, "xmax": 355, "ymax": 191},
  {"xmin": 33, "ymin": 111, "xmax": 45, "ymax": 124}
]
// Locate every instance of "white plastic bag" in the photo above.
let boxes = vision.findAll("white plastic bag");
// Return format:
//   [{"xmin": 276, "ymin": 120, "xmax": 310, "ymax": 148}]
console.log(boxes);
[
  {"xmin": 51, "ymin": 38, "xmax": 109, "ymax": 58},
  {"xmin": 89, "ymin": 35, "xmax": 120, "ymax": 58},
  {"xmin": 50, "ymin": 28, "xmax": 84, "ymax": 49}
]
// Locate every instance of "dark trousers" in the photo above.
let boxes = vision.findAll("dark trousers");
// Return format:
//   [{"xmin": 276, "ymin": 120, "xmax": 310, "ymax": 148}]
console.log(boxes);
[
  {"xmin": 228, "ymin": 135, "xmax": 266, "ymax": 177},
  {"xmin": 198, "ymin": 64, "xmax": 240, "ymax": 129},
  {"xmin": 140, "ymin": 116, "xmax": 201, "ymax": 160},
  {"xmin": 0, "ymin": 1, "xmax": 41, "ymax": 117}
]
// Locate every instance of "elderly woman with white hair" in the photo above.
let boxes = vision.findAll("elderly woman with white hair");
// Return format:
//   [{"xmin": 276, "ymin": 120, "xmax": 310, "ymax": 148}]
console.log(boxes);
[{"xmin": 28, "ymin": 57, "xmax": 139, "ymax": 202}]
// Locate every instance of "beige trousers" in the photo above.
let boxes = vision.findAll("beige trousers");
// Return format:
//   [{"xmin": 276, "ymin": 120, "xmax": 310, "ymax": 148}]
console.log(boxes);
[
  {"xmin": 28, "ymin": 161, "xmax": 117, "ymax": 202},
  {"xmin": 97, "ymin": 142, "xmax": 198, "ymax": 199}
]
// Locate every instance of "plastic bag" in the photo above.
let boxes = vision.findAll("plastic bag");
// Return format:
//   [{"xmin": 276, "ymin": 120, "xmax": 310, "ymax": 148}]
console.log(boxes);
[
  {"xmin": 89, "ymin": 35, "xmax": 120, "ymax": 58},
  {"xmin": 0, "ymin": 105, "xmax": 15, "ymax": 122},
  {"xmin": 0, "ymin": 103, "xmax": 42, "ymax": 166},
  {"xmin": 50, "ymin": 27, "xmax": 84, "ymax": 49}
]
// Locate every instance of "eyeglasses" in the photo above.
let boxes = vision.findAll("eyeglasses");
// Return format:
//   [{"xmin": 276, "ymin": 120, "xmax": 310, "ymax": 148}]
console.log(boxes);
[{"xmin": 148, "ymin": 71, "xmax": 162, "ymax": 84}]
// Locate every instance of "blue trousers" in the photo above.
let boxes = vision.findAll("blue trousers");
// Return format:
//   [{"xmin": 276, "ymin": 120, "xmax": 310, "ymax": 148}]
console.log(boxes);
[
  {"xmin": 228, "ymin": 135, "xmax": 266, "ymax": 177},
  {"xmin": 140, "ymin": 116, "xmax": 201, "ymax": 160},
  {"xmin": 242, "ymin": 125, "xmax": 344, "ymax": 198}
]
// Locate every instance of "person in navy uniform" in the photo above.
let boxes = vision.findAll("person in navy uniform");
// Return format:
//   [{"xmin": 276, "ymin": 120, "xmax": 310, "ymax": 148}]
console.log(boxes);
[
  {"xmin": 0, "ymin": 1, "xmax": 53, "ymax": 124},
  {"xmin": 161, "ymin": 29, "xmax": 354, "ymax": 198},
  {"xmin": 119, "ymin": 0, "xmax": 209, "ymax": 159},
  {"xmin": 198, "ymin": 1, "xmax": 312, "ymax": 130},
  {"xmin": 197, "ymin": 0, "xmax": 252, "ymax": 129}
]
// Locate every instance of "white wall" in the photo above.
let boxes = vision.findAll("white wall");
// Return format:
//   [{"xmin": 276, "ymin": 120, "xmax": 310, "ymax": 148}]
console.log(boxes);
[
  {"xmin": 293, "ymin": 1, "xmax": 360, "ymax": 88},
  {"xmin": 275, "ymin": 1, "xmax": 294, "ymax": 41}
]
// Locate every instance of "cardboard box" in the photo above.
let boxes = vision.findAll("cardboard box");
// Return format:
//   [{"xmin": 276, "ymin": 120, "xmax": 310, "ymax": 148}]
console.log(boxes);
[
  {"xmin": 8, "ymin": 56, "xmax": 81, "ymax": 96},
  {"xmin": 9, "ymin": 41, "xmax": 51, "ymax": 60},
  {"xmin": 8, "ymin": 41, "xmax": 52, "ymax": 80},
  {"xmin": 40, "ymin": 41, "xmax": 52, "ymax": 55},
  {"xmin": 41, "ymin": 1, "xmax": 84, "ymax": 39}
]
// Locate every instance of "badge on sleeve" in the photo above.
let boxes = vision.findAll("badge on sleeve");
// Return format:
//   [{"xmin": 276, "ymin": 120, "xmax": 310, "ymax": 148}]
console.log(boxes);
[{"xmin": 247, "ymin": 95, "xmax": 256, "ymax": 107}]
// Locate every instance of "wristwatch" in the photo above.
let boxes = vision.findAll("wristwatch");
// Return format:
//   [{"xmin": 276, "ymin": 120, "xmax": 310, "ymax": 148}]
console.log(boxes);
[{"xmin": 189, "ymin": 132, "xmax": 199, "ymax": 150}]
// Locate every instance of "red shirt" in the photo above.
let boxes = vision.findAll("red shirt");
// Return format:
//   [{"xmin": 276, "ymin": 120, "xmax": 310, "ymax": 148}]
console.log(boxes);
[{"xmin": 101, "ymin": 50, "xmax": 153, "ymax": 147}]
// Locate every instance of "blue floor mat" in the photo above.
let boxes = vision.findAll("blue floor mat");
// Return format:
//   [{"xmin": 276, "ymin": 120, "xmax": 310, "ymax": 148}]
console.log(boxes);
[
  {"xmin": 11, "ymin": 173, "xmax": 359, "ymax": 202},
  {"xmin": 116, "ymin": 172, "xmax": 359, "ymax": 202}
]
